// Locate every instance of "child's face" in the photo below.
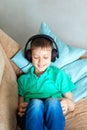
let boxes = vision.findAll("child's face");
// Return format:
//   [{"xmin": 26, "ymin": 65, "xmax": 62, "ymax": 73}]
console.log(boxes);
[{"xmin": 32, "ymin": 46, "xmax": 52, "ymax": 75}]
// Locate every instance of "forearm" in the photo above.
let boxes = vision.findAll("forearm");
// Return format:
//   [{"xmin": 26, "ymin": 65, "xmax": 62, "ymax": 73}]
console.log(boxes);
[
  {"xmin": 64, "ymin": 92, "xmax": 75, "ymax": 111},
  {"xmin": 60, "ymin": 92, "xmax": 75, "ymax": 115}
]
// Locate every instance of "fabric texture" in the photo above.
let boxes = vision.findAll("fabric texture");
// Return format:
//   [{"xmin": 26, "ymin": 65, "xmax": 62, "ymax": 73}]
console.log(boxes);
[
  {"xmin": 61, "ymin": 59, "xmax": 87, "ymax": 83},
  {"xmin": 0, "ymin": 29, "xmax": 21, "ymax": 59},
  {"xmin": 0, "ymin": 44, "xmax": 18, "ymax": 130},
  {"xmin": 72, "ymin": 77, "xmax": 87, "ymax": 102},
  {"xmin": 18, "ymin": 66, "xmax": 76, "ymax": 102},
  {"xmin": 0, "ymin": 44, "xmax": 5, "ymax": 84},
  {"xmin": 61, "ymin": 59, "xmax": 87, "ymax": 102},
  {"xmin": 65, "ymin": 98, "xmax": 87, "ymax": 130},
  {"xmin": 11, "ymin": 49, "xmax": 32, "ymax": 73},
  {"xmin": 25, "ymin": 99, "xmax": 65, "ymax": 130}
]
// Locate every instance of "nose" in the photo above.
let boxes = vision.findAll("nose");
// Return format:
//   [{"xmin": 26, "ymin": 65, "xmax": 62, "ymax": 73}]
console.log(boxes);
[{"xmin": 38, "ymin": 57, "xmax": 44, "ymax": 63}]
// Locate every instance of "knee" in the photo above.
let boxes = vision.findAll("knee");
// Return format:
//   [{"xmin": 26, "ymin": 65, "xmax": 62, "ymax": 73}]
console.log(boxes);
[
  {"xmin": 45, "ymin": 98, "xmax": 62, "ymax": 111},
  {"xmin": 26, "ymin": 99, "xmax": 44, "ymax": 114}
]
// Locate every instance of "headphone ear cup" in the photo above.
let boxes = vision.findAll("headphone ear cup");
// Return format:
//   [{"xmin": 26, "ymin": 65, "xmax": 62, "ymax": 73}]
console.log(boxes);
[
  {"xmin": 51, "ymin": 49, "xmax": 58, "ymax": 62},
  {"xmin": 25, "ymin": 49, "xmax": 32, "ymax": 62}
]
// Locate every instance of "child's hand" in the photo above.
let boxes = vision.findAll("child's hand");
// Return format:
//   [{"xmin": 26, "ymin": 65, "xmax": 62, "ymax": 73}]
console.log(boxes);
[
  {"xmin": 60, "ymin": 99, "xmax": 69, "ymax": 115},
  {"xmin": 60, "ymin": 98, "xmax": 75, "ymax": 115},
  {"xmin": 18, "ymin": 102, "xmax": 28, "ymax": 117}
]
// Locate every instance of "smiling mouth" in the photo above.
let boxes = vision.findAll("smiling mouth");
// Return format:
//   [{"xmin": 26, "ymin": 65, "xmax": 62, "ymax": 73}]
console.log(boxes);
[
  {"xmin": 38, "ymin": 64, "xmax": 45, "ymax": 68},
  {"xmin": 38, "ymin": 66, "xmax": 44, "ymax": 68}
]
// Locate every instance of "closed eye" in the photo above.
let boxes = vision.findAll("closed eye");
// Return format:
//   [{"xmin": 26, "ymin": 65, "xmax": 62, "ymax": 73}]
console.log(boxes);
[
  {"xmin": 44, "ymin": 57, "xmax": 49, "ymax": 59},
  {"xmin": 33, "ymin": 57, "xmax": 39, "ymax": 59}
]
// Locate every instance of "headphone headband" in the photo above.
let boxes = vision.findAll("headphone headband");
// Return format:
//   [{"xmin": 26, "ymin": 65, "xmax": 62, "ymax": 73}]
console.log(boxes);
[
  {"xmin": 24, "ymin": 34, "xmax": 59, "ymax": 62},
  {"xmin": 25, "ymin": 34, "xmax": 58, "ymax": 53}
]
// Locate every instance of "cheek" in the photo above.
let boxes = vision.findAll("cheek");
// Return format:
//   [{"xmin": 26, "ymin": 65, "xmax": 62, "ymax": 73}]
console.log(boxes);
[
  {"xmin": 46, "ymin": 58, "xmax": 51, "ymax": 64},
  {"xmin": 48, "ymin": 55, "xmax": 52, "ymax": 62},
  {"xmin": 32, "ymin": 59, "xmax": 37, "ymax": 64}
]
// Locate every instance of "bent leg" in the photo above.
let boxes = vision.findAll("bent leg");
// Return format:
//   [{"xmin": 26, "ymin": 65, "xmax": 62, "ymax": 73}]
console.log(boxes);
[
  {"xmin": 25, "ymin": 99, "xmax": 44, "ymax": 130},
  {"xmin": 44, "ymin": 98, "xmax": 65, "ymax": 130}
]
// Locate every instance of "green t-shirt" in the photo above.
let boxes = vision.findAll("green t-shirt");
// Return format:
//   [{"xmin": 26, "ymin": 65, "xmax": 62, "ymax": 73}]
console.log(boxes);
[{"xmin": 18, "ymin": 66, "xmax": 76, "ymax": 102}]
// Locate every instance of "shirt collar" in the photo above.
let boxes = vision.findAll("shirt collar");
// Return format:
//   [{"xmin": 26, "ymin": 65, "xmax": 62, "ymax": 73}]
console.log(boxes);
[{"xmin": 30, "ymin": 65, "xmax": 51, "ymax": 78}]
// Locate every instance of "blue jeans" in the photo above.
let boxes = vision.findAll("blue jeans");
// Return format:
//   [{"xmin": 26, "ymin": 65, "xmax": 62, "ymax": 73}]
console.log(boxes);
[{"xmin": 24, "ymin": 98, "xmax": 65, "ymax": 130}]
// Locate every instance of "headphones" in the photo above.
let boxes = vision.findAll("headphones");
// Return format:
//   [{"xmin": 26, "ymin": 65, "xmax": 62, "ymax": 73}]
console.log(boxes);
[{"xmin": 24, "ymin": 34, "xmax": 59, "ymax": 62}]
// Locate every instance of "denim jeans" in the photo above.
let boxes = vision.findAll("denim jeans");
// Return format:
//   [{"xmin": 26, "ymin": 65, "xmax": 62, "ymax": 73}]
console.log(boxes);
[{"xmin": 24, "ymin": 98, "xmax": 65, "ymax": 130}]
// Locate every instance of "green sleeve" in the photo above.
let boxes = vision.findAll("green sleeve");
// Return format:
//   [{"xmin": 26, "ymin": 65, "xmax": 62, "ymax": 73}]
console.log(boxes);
[
  {"xmin": 59, "ymin": 71, "xmax": 76, "ymax": 94},
  {"xmin": 17, "ymin": 77, "xmax": 24, "ymax": 97}
]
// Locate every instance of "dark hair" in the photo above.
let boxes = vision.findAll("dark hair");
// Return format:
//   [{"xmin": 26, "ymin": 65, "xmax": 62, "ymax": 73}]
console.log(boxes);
[{"xmin": 30, "ymin": 38, "xmax": 53, "ymax": 50}]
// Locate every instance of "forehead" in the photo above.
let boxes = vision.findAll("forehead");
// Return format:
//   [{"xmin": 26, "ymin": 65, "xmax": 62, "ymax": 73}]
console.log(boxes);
[{"xmin": 32, "ymin": 47, "xmax": 52, "ymax": 54}]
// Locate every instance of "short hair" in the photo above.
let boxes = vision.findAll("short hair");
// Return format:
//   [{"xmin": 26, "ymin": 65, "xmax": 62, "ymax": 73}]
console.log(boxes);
[{"xmin": 30, "ymin": 38, "xmax": 53, "ymax": 49}]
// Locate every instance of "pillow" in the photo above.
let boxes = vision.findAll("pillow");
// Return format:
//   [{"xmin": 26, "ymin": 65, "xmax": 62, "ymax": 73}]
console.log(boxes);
[
  {"xmin": 39, "ymin": 22, "xmax": 86, "ymax": 68},
  {"xmin": 11, "ymin": 22, "xmax": 86, "ymax": 73},
  {"xmin": 72, "ymin": 76, "xmax": 87, "ymax": 102},
  {"xmin": 61, "ymin": 59, "xmax": 87, "ymax": 83},
  {"xmin": 11, "ymin": 49, "xmax": 32, "ymax": 73},
  {"xmin": 61, "ymin": 59, "xmax": 87, "ymax": 102}
]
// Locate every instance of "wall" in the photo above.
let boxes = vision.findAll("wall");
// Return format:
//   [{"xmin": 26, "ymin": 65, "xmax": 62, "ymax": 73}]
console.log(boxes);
[{"xmin": 0, "ymin": 0, "xmax": 87, "ymax": 49}]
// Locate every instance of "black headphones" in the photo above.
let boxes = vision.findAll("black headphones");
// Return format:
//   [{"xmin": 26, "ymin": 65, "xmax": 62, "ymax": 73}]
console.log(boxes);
[{"xmin": 24, "ymin": 34, "xmax": 59, "ymax": 62}]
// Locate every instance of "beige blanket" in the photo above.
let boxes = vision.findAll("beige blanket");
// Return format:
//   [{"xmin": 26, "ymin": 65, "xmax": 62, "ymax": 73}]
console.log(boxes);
[{"xmin": 0, "ymin": 44, "xmax": 18, "ymax": 130}]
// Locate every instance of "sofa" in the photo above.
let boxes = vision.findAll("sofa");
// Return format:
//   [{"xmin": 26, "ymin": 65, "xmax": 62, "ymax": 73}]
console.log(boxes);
[
  {"xmin": 0, "ymin": 32, "xmax": 17, "ymax": 130},
  {"xmin": 0, "ymin": 29, "xmax": 87, "ymax": 130}
]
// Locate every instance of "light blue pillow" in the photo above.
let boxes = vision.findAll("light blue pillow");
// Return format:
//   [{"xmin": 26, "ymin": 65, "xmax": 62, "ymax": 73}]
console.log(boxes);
[
  {"xmin": 39, "ymin": 22, "xmax": 86, "ymax": 68},
  {"xmin": 11, "ymin": 22, "xmax": 86, "ymax": 73},
  {"xmin": 61, "ymin": 59, "xmax": 87, "ymax": 102},
  {"xmin": 11, "ymin": 49, "xmax": 32, "ymax": 73},
  {"xmin": 61, "ymin": 59, "xmax": 87, "ymax": 83},
  {"xmin": 72, "ymin": 76, "xmax": 87, "ymax": 102}
]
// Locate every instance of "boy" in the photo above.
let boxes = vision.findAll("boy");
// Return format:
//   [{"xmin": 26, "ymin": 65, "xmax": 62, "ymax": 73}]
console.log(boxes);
[{"xmin": 17, "ymin": 35, "xmax": 76, "ymax": 130}]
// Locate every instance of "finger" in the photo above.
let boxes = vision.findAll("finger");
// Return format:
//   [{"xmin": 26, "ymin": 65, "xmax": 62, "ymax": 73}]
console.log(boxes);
[
  {"xmin": 21, "ymin": 102, "xmax": 28, "ymax": 108},
  {"xmin": 18, "ymin": 107, "xmax": 26, "ymax": 114},
  {"xmin": 19, "ymin": 108, "xmax": 26, "ymax": 113},
  {"xmin": 18, "ymin": 111, "xmax": 25, "ymax": 117},
  {"xmin": 19, "ymin": 103, "xmax": 28, "ymax": 109}
]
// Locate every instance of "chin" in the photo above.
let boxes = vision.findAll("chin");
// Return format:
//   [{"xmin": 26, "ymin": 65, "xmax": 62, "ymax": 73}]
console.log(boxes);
[
  {"xmin": 39, "ymin": 69, "xmax": 45, "ymax": 72},
  {"xmin": 38, "ymin": 67, "xmax": 46, "ymax": 73}
]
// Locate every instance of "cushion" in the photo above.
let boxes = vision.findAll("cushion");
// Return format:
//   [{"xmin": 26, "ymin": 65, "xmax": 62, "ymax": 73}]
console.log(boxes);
[
  {"xmin": 61, "ymin": 59, "xmax": 87, "ymax": 102},
  {"xmin": 72, "ymin": 76, "xmax": 87, "ymax": 102},
  {"xmin": 61, "ymin": 59, "xmax": 87, "ymax": 83},
  {"xmin": 39, "ymin": 22, "xmax": 86, "ymax": 68},
  {"xmin": 0, "ymin": 43, "xmax": 18, "ymax": 129},
  {"xmin": 65, "ymin": 98, "xmax": 87, "ymax": 130},
  {"xmin": 11, "ymin": 49, "xmax": 32, "ymax": 73},
  {"xmin": 0, "ymin": 29, "xmax": 21, "ymax": 59},
  {"xmin": 11, "ymin": 22, "xmax": 86, "ymax": 73}
]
